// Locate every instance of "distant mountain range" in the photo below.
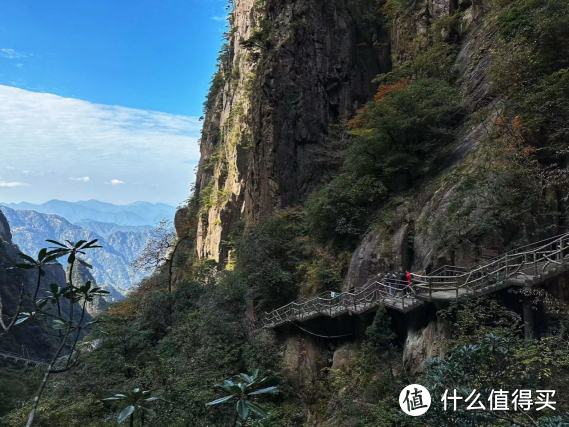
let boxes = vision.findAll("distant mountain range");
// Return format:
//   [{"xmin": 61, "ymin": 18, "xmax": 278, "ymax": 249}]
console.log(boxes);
[
  {"xmin": 2, "ymin": 199, "xmax": 176, "ymax": 226},
  {"xmin": 0, "ymin": 199, "xmax": 175, "ymax": 293},
  {"xmin": 74, "ymin": 221, "xmax": 153, "ymax": 238}
]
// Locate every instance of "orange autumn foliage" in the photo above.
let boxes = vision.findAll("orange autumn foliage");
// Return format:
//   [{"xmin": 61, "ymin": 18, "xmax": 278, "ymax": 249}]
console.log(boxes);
[
  {"xmin": 374, "ymin": 77, "xmax": 410, "ymax": 102},
  {"xmin": 347, "ymin": 78, "xmax": 411, "ymax": 130},
  {"xmin": 347, "ymin": 108, "xmax": 366, "ymax": 129},
  {"xmin": 107, "ymin": 297, "xmax": 140, "ymax": 320}
]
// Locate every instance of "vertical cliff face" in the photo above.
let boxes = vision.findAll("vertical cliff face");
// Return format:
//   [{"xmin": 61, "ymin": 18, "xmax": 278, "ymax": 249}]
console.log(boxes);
[
  {"xmin": 0, "ymin": 211, "xmax": 11, "ymax": 243},
  {"xmin": 346, "ymin": 0, "xmax": 498, "ymax": 290},
  {"xmin": 0, "ymin": 211, "xmax": 58, "ymax": 357},
  {"xmin": 196, "ymin": 0, "xmax": 390, "ymax": 262}
]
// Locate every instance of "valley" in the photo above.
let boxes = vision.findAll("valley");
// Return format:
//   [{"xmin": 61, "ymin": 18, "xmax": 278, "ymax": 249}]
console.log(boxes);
[{"xmin": 0, "ymin": 200, "xmax": 175, "ymax": 295}]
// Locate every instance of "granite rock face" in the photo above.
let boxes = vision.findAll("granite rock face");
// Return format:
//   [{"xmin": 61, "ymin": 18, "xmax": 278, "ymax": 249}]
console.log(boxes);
[
  {"xmin": 402, "ymin": 311, "xmax": 449, "ymax": 373},
  {"xmin": 195, "ymin": 0, "xmax": 390, "ymax": 262},
  {"xmin": 0, "ymin": 210, "xmax": 11, "ymax": 242},
  {"xmin": 346, "ymin": 0, "xmax": 498, "ymax": 290}
]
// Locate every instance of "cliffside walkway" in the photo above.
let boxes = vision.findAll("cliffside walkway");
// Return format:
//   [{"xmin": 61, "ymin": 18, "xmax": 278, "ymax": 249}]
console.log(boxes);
[
  {"xmin": 0, "ymin": 350, "xmax": 49, "ymax": 367},
  {"xmin": 253, "ymin": 233, "xmax": 569, "ymax": 330}
]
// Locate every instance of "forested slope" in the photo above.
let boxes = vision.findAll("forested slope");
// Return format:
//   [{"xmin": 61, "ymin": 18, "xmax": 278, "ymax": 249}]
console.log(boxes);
[{"xmin": 4, "ymin": 0, "xmax": 569, "ymax": 426}]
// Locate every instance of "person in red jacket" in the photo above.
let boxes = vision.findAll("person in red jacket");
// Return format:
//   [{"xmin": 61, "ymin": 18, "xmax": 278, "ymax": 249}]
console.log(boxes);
[{"xmin": 406, "ymin": 270, "xmax": 412, "ymax": 295}]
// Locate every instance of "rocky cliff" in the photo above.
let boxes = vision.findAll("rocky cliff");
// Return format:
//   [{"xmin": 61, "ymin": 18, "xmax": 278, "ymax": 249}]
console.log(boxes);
[
  {"xmin": 0, "ymin": 210, "xmax": 59, "ymax": 357},
  {"xmin": 195, "ymin": 0, "xmax": 390, "ymax": 262},
  {"xmin": 189, "ymin": 0, "xmax": 569, "ymax": 374}
]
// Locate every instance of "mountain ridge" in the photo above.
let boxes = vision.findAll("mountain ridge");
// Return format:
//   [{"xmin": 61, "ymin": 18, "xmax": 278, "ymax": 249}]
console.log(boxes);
[
  {"xmin": 2, "ymin": 200, "xmax": 176, "ymax": 226},
  {"xmin": 0, "ymin": 206, "xmax": 153, "ymax": 293}
]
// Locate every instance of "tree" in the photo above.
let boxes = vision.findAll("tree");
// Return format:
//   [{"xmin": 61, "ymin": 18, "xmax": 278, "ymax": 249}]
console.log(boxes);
[
  {"xmin": 131, "ymin": 220, "xmax": 189, "ymax": 293},
  {"xmin": 104, "ymin": 388, "xmax": 161, "ymax": 427},
  {"xmin": 364, "ymin": 307, "xmax": 398, "ymax": 383},
  {"xmin": 420, "ymin": 333, "xmax": 569, "ymax": 426},
  {"xmin": 206, "ymin": 370, "xmax": 278, "ymax": 426},
  {"xmin": 10, "ymin": 239, "xmax": 108, "ymax": 427},
  {"xmin": 0, "ymin": 282, "xmax": 25, "ymax": 345}
]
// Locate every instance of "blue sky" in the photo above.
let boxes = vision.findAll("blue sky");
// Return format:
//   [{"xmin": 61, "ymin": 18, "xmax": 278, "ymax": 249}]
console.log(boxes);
[{"xmin": 0, "ymin": 0, "xmax": 229, "ymax": 206}]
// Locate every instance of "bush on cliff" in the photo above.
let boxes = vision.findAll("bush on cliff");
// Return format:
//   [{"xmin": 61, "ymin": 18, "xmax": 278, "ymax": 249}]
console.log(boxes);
[{"xmin": 307, "ymin": 77, "xmax": 462, "ymax": 248}]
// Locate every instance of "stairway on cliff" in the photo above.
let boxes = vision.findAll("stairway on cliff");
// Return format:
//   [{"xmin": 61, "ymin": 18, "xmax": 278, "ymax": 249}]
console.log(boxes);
[{"xmin": 255, "ymin": 233, "xmax": 569, "ymax": 330}]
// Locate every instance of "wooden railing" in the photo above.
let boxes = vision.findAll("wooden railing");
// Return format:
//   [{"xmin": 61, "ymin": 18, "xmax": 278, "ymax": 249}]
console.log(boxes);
[{"xmin": 252, "ymin": 233, "xmax": 569, "ymax": 330}]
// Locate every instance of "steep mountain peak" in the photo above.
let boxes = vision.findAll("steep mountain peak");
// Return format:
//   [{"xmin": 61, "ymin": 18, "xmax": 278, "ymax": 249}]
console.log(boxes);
[{"xmin": 0, "ymin": 209, "xmax": 12, "ymax": 243}]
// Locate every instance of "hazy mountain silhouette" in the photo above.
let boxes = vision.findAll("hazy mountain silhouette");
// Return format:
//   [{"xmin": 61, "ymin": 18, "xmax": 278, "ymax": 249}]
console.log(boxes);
[{"xmin": 2, "ymin": 200, "xmax": 175, "ymax": 226}]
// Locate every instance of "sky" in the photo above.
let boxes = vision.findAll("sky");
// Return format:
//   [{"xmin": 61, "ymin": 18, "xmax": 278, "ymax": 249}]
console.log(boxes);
[{"xmin": 0, "ymin": 0, "xmax": 229, "ymax": 206}]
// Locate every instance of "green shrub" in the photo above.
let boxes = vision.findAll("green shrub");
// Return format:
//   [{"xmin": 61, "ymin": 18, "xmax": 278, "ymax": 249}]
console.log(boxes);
[
  {"xmin": 307, "ymin": 78, "xmax": 462, "ymax": 247},
  {"xmin": 232, "ymin": 210, "xmax": 306, "ymax": 312}
]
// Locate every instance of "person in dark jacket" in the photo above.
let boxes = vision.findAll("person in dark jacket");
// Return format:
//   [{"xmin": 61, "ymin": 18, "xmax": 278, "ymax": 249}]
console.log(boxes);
[
  {"xmin": 399, "ymin": 271, "xmax": 406, "ymax": 295},
  {"xmin": 388, "ymin": 271, "xmax": 396, "ymax": 296}
]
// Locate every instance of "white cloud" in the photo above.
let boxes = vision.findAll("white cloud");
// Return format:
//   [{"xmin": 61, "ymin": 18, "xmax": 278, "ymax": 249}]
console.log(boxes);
[
  {"xmin": 69, "ymin": 176, "xmax": 90, "ymax": 182},
  {"xmin": 211, "ymin": 15, "xmax": 226, "ymax": 21},
  {"xmin": 0, "ymin": 49, "xmax": 30, "ymax": 59},
  {"xmin": 0, "ymin": 181, "xmax": 30, "ymax": 187},
  {"xmin": 15, "ymin": 63, "xmax": 23, "ymax": 68},
  {"xmin": 0, "ymin": 86, "xmax": 202, "ymax": 164},
  {"xmin": 110, "ymin": 179, "xmax": 125, "ymax": 186},
  {"xmin": 0, "ymin": 85, "xmax": 201, "ymax": 204}
]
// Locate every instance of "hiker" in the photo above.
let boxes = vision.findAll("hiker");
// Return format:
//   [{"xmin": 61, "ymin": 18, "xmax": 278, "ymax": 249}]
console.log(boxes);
[
  {"xmin": 382, "ymin": 270, "xmax": 391, "ymax": 296},
  {"xmin": 399, "ymin": 270, "xmax": 406, "ymax": 285},
  {"xmin": 386, "ymin": 270, "xmax": 396, "ymax": 296},
  {"xmin": 406, "ymin": 270, "xmax": 413, "ymax": 296},
  {"xmin": 399, "ymin": 271, "xmax": 406, "ymax": 296}
]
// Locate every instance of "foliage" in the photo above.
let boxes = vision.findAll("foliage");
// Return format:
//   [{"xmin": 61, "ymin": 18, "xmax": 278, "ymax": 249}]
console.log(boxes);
[
  {"xmin": 206, "ymin": 370, "xmax": 278, "ymax": 426},
  {"xmin": 203, "ymin": 71, "xmax": 225, "ymax": 114},
  {"xmin": 131, "ymin": 218, "xmax": 193, "ymax": 293},
  {"xmin": 3, "ymin": 266, "xmax": 297, "ymax": 427},
  {"xmin": 231, "ymin": 211, "xmax": 306, "ymax": 312},
  {"xmin": 491, "ymin": 0, "xmax": 569, "ymax": 151},
  {"xmin": 0, "ymin": 366, "xmax": 35, "ymax": 418},
  {"xmin": 418, "ymin": 296, "xmax": 569, "ymax": 426},
  {"xmin": 383, "ymin": 0, "xmax": 418, "ymax": 16},
  {"xmin": 428, "ymin": 0, "xmax": 569, "ymax": 253},
  {"xmin": 131, "ymin": 220, "xmax": 176, "ymax": 275},
  {"xmin": 5, "ymin": 239, "xmax": 108, "ymax": 427},
  {"xmin": 307, "ymin": 78, "xmax": 462, "ymax": 247},
  {"xmin": 364, "ymin": 307, "xmax": 397, "ymax": 353},
  {"xmin": 324, "ymin": 308, "xmax": 403, "ymax": 426},
  {"xmin": 5, "ymin": 2, "xmax": 569, "ymax": 427},
  {"xmin": 420, "ymin": 332, "xmax": 569, "ymax": 426},
  {"xmin": 103, "ymin": 388, "xmax": 162, "ymax": 425},
  {"xmin": 297, "ymin": 250, "xmax": 349, "ymax": 297},
  {"xmin": 439, "ymin": 297, "xmax": 523, "ymax": 343}
]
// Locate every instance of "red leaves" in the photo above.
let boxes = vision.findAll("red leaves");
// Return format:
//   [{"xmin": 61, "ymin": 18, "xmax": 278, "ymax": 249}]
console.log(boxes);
[{"xmin": 347, "ymin": 78, "xmax": 411, "ymax": 130}]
